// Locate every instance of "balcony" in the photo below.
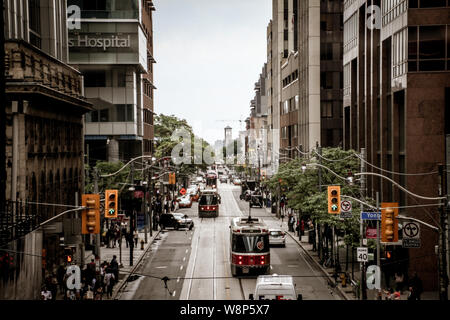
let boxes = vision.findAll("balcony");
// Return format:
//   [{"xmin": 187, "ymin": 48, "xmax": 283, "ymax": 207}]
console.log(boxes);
[{"xmin": 4, "ymin": 40, "xmax": 92, "ymax": 112}]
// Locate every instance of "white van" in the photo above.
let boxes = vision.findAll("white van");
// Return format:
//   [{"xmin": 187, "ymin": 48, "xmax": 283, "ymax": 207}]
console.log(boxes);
[{"xmin": 249, "ymin": 274, "xmax": 302, "ymax": 300}]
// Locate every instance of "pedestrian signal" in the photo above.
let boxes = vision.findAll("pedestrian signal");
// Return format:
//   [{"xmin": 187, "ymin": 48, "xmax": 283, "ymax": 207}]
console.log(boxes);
[
  {"xmin": 381, "ymin": 203, "xmax": 398, "ymax": 242},
  {"xmin": 81, "ymin": 194, "xmax": 100, "ymax": 234},
  {"xmin": 105, "ymin": 190, "xmax": 118, "ymax": 218},
  {"xmin": 327, "ymin": 186, "xmax": 341, "ymax": 214}
]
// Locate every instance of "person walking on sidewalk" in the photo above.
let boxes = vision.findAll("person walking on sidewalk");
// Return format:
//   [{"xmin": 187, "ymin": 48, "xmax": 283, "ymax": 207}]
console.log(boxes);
[
  {"xmin": 408, "ymin": 272, "xmax": 423, "ymax": 300},
  {"xmin": 104, "ymin": 269, "xmax": 115, "ymax": 299},
  {"xmin": 109, "ymin": 255, "xmax": 119, "ymax": 284},
  {"xmin": 134, "ymin": 229, "xmax": 139, "ymax": 247}
]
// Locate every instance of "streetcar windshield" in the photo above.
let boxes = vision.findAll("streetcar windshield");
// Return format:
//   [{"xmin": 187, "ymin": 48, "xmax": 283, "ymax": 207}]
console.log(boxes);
[
  {"xmin": 232, "ymin": 234, "xmax": 269, "ymax": 253},
  {"xmin": 199, "ymin": 195, "xmax": 218, "ymax": 205}
]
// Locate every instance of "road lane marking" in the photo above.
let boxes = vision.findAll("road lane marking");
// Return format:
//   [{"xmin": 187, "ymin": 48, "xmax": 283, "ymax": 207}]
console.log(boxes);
[
  {"xmin": 180, "ymin": 265, "xmax": 183, "ymax": 271},
  {"xmin": 155, "ymin": 266, "xmax": 167, "ymax": 269},
  {"xmin": 172, "ymin": 291, "xmax": 176, "ymax": 297},
  {"xmin": 183, "ymin": 257, "xmax": 186, "ymax": 262},
  {"xmin": 185, "ymin": 249, "xmax": 189, "ymax": 254},
  {"xmin": 177, "ymin": 277, "xmax": 180, "ymax": 283}
]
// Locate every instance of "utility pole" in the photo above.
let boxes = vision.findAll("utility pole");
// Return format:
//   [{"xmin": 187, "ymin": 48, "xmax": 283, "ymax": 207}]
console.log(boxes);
[
  {"xmin": 360, "ymin": 148, "xmax": 367, "ymax": 300},
  {"xmin": 317, "ymin": 142, "xmax": 322, "ymax": 259},
  {"xmin": 376, "ymin": 191, "xmax": 381, "ymax": 299},
  {"xmin": 93, "ymin": 167, "xmax": 101, "ymax": 259},
  {"xmin": 130, "ymin": 162, "xmax": 134, "ymax": 266},
  {"xmin": 438, "ymin": 164, "xmax": 449, "ymax": 300},
  {"xmin": 0, "ymin": 1, "xmax": 6, "ymax": 219},
  {"xmin": 144, "ymin": 161, "xmax": 148, "ymax": 244}
]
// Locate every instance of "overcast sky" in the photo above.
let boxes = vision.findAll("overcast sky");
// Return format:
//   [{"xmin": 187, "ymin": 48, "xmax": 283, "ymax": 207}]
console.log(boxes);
[{"xmin": 154, "ymin": 0, "xmax": 272, "ymax": 145}]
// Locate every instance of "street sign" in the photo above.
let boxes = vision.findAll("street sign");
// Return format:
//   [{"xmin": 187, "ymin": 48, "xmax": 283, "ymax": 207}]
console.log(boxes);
[
  {"xmin": 340, "ymin": 200, "xmax": 352, "ymax": 213},
  {"xmin": 366, "ymin": 227, "xmax": 377, "ymax": 239},
  {"xmin": 361, "ymin": 212, "xmax": 381, "ymax": 220},
  {"xmin": 402, "ymin": 222, "xmax": 421, "ymax": 248},
  {"xmin": 357, "ymin": 247, "xmax": 368, "ymax": 262},
  {"xmin": 366, "ymin": 265, "xmax": 381, "ymax": 290},
  {"xmin": 340, "ymin": 212, "xmax": 352, "ymax": 219},
  {"xmin": 180, "ymin": 188, "xmax": 186, "ymax": 195}
]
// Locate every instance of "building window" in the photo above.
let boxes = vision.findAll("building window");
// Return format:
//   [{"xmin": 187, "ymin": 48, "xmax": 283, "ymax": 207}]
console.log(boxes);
[
  {"xmin": 321, "ymin": 101, "xmax": 333, "ymax": 118},
  {"xmin": 29, "ymin": 0, "xmax": 41, "ymax": 48},
  {"xmin": 344, "ymin": 13, "xmax": 357, "ymax": 53},
  {"xmin": 393, "ymin": 28, "xmax": 407, "ymax": 77},
  {"xmin": 408, "ymin": 25, "xmax": 447, "ymax": 72},
  {"xmin": 84, "ymin": 71, "xmax": 106, "ymax": 87},
  {"xmin": 382, "ymin": 0, "xmax": 408, "ymax": 26},
  {"xmin": 295, "ymin": 95, "xmax": 299, "ymax": 110}
]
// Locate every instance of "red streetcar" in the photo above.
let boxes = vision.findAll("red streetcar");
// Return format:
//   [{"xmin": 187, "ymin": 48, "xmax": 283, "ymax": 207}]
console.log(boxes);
[
  {"xmin": 230, "ymin": 217, "xmax": 270, "ymax": 276},
  {"xmin": 198, "ymin": 190, "xmax": 220, "ymax": 218}
]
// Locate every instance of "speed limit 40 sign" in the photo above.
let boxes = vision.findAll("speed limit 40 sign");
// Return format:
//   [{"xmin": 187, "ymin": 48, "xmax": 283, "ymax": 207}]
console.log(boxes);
[{"xmin": 357, "ymin": 247, "xmax": 368, "ymax": 262}]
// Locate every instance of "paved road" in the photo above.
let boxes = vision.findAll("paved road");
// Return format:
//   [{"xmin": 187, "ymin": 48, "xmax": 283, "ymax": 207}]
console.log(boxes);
[{"xmin": 119, "ymin": 182, "xmax": 341, "ymax": 300}]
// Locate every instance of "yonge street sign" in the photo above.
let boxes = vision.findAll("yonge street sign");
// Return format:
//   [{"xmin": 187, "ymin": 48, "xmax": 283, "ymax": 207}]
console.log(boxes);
[{"xmin": 69, "ymin": 35, "xmax": 131, "ymax": 51}]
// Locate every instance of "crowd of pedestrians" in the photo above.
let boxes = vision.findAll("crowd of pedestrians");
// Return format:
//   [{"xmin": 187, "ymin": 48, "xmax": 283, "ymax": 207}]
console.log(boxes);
[{"xmin": 42, "ymin": 255, "xmax": 121, "ymax": 300}]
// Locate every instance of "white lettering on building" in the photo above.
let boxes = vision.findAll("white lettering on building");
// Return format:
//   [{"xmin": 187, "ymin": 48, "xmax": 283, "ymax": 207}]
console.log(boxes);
[{"xmin": 69, "ymin": 35, "xmax": 131, "ymax": 51}]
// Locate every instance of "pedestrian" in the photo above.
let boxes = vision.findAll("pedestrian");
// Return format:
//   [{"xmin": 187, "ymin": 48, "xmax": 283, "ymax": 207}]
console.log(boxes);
[
  {"xmin": 408, "ymin": 272, "xmax": 423, "ymax": 300},
  {"xmin": 134, "ymin": 229, "xmax": 139, "ymax": 247},
  {"xmin": 56, "ymin": 264, "xmax": 66, "ymax": 296},
  {"xmin": 50, "ymin": 273, "xmax": 58, "ymax": 300},
  {"xmin": 41, "ymin": 286, "xmax": 52, "ymax": 300},
  {"xmin": 104, "ymin": 268, "xmax": 115, "ymax": 299},
  {"xmin": 300, "ymin": 220, "xmax": 305, "ymax": 236},
  {"xmin": 110, "ymin": 255, "xmax": 119, "ymax": 283},
  {"xmin": 394, "ymin": 271, "xmax": 404, "ymax": 293}
]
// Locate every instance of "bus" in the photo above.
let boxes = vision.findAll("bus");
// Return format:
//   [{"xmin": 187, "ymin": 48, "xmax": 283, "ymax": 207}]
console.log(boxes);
[
  {"xmin": 230, "ymin": 216, "xmax": 270, "ymax": 276},
  {"xmin": 198, "ymin": 190, "xmax": 220, "ymax": 218}
]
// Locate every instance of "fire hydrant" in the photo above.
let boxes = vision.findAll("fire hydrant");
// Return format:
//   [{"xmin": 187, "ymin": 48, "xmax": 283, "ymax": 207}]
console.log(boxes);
[{"xmin": 140, "ymin": 239, "xmax": 145, "ymax": 250}]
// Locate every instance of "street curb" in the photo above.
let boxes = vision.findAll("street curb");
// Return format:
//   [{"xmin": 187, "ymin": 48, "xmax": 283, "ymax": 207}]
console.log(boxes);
[
  {"xmin": 112, "ymin": 230, "xmax": 162, "ymax": 300},
  {"xmin": 284, "ymin": 231, "xmax": 352, "ymax": 300}
]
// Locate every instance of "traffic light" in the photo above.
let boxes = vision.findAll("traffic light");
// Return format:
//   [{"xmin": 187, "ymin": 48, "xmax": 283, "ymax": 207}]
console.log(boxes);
[
  {"xmin": 81, "ymin": 194, "xmax": 100, "ymax": 234},
  {"xmin": 66, "ymin": 254, "xmax": 73, "ymax": 264},
  {"xmin": 169, "ymin": 172, "xmax": 176, "ymax": 185},
  {"xmin": 327, "ymin": 186, "xmax": 341, "ymax": 214},
  {"xmin": 385, "ymin": 250, "xmax": 392, "ymax": 260},
  {"xmin": 381, "ymin": 205, "xmax": 398, "ymax": 243},
  {"xmin": 105, "ymin": 190, "xmax": 118, "ymax": 219}
]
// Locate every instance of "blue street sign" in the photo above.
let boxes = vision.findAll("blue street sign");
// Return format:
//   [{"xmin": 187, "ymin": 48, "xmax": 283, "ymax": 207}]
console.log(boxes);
[{"xmin": 361, "ymin": 212, "xmax": 381, "ymax": 220}]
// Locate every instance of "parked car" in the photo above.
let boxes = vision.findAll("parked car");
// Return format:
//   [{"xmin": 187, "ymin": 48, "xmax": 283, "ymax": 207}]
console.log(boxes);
[
  {"xmin": 159, "ymin": 213, "xmax": 194, "ymax": 230},
  {"xmin": 269, "ymin": 229, "xmax": 286, "ymax": 247},
  {"xmin": 173, "ymin": 213, "xmax": 194, "ymax": 230},
  {"xmin": 177, "ymin": 195, "xmax": 193, "ymax": 208}
]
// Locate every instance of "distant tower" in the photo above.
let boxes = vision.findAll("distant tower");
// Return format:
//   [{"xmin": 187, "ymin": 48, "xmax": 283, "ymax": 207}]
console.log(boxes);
[{"xmin": 224, "ymin": 126, "xmax": 233, "ymax": 148}]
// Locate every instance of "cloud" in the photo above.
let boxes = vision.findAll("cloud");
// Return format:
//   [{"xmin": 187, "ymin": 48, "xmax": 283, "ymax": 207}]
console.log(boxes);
[{"xmin": 153, "ymin": 0, "xmax": 271, "ymax": 144}]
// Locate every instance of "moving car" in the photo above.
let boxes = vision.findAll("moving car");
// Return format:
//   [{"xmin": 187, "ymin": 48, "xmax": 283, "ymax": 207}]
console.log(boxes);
[
  {"xmin": 269, "ymin": 229, "xmax": 286, "ymax": 247},
  {"xmin": 159, "ymin": 213, "xmax": 194, "ymax": 230},
  {"xmin": 177, "ymin": 195, "xmax": 193, "ymax": 208},
  {"xmin": 233, "ymin": 178, "xmax": 242, "ymax": 185},
  {"xmin": 219, "ymin": 176, "xmax": 228, "ymax": 183},
  {"xmin": 249, "ymin": 275, "xmax": 302, "ymax": 300}
]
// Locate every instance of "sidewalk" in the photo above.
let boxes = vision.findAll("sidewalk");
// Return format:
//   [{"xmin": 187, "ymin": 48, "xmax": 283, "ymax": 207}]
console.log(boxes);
[
  {"xmin": 57, "ymin": 229, "xmax": 160, "ymax": 300},
  {"xmin": 262, "ymin": 207, "xmax": 440, "ymax": 300}
]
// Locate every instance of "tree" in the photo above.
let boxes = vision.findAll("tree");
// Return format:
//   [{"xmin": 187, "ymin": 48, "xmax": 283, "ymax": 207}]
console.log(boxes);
[{"xmin": 266, "ymin": 147, "xmax": 366, "ymax": 264}]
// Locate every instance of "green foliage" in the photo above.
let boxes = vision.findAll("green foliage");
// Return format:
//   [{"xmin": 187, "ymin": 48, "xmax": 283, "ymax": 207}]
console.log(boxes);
[
  {"xmin": 266, "ymin": 147, "xmax": 366, "ymax": 247},
  {"xmin": 154, "ymin": 113, "xmax": 213, "ymax": 177},
  {"xmin": 85, "ymin": 161, "xmax": 134, "ymax": 195}
]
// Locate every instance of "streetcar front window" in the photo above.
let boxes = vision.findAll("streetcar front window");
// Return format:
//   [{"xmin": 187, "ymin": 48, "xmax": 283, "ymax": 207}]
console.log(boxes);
[
  {"xmin": 232, "ymin": 234, "xmax": 269, "ymax": 253},
  {"xmin": 199, "ymin": 195, "xmax": 218, "ymax": 205}
]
